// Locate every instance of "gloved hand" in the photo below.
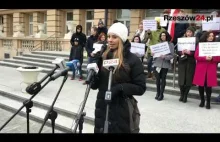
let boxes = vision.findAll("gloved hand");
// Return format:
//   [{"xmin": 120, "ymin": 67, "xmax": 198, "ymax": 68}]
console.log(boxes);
[{"xmin": 110, "ymin": 84, "xmax": 123, "ymax": 99}]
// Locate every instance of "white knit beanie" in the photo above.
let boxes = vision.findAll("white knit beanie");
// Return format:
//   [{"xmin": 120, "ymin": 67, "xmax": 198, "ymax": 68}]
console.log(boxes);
[{"xmin": 108, "ymin": 22, "xmax": 128, "ymax": 42}]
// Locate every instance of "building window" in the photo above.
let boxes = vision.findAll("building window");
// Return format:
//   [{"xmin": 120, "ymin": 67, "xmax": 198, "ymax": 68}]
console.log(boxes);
[
  {"xmin": 86, "ymin": 9, "xmax": 94, "ymax": 36},
  {"xmin": 44, "ymin": 13, "xmax": 47, "ymax": 34},
  {"xmin": 116, "ymin": 9, "xmax": 131, "ymax": 35},
  {"xmin": 29, "ymin": 14, "xmax": 33, "ymax": 35},
  {"xmin": 66, "ymin": 11, "xmax": 73, "ymax": 33},
  {"xmin": 145, "ymin": 9, "xmax": 164, "ymax": 19}
]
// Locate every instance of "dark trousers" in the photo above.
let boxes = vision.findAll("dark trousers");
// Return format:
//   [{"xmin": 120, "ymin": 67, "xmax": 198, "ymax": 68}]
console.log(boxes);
[
  {"xmin": 147, "ymin": 55, "xmax": 153, "ymax": 73},
  {"xmin": 154, "ymin": 67, "xmax": 168, "ymax": 97}
]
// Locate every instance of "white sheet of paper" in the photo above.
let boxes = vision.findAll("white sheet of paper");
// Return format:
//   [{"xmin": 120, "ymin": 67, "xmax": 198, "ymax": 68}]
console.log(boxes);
[
  {"xmin": 143, "ymin": 20, "xmax": 157, "ymax": 31},
  {"xmin": 130, "ymin": 42, "xmax": 145, "ymax": 57},
  {"xmin": 177, "ymin": 37, "xmax": 196, "ymax": 51},
  {"xmin": 199, "ymin": 42, "xmax": 220, "ymax": 56},
  {"xmin": 150, "ymin": 42, "xmax": 170, "ymax": 58},
  {"xmin": 159, "ymin": 17, "xmax": 168, "ymax": 27},
  {"xmin": 202, "ymin": 18, "xmax": 220, "ymax": 31},
  {"xmin": 92, "ymin": 43, "xmax": 103, "ymax": 54},
  {"xmin": 156, "ymin": 67, "xmax": 161, "ymax": 73}
]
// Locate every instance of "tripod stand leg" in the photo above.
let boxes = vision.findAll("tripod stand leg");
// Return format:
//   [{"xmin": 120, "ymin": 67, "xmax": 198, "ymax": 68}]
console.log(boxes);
[
  {"xmin": 48, "ymin": 110, "xmax": 58, "ymax": 134},
  {"xmin": 78, "ymin": 112, "xmax": 86, "ymax": 134},
  {"xmin": 24, "ymin": 100, "xmax": 33, "ymax": 134}
]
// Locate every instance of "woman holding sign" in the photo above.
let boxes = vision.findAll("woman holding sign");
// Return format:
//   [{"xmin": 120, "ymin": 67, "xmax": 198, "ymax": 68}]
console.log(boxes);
[
  {"xmin": 193, "ymin": 31, "xmax": 220, "ymax": 109},
  {"xmin": 177, "ymin": 27, "xmax": 197, "ymax": 103},
  {"xmin": 152, "ymin": 31, "xmax": 174, "ymax": 101}
]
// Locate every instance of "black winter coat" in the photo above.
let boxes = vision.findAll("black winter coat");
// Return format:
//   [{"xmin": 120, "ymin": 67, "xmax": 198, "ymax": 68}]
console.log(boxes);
[
  {"xmin": 69, "ymin": 45, "xmax": 83, "ymax": 64},
  {"xmin": 91, "ymin": 40, "xmax": 146, "ymax": 133},
  {"xmin": 85, "ymin": 35, "xmax": 99, "ymax": 57},
  {"xmin": 177, "ymin": 37, "xmax": 198, "ymax": 86},
  {"xmin": 173, "ymin": 23, "xmax": 189, "ymax": 44},
  {"xmin": 70, "ymin": 25, "xmax": 87, "ymax": 47}
]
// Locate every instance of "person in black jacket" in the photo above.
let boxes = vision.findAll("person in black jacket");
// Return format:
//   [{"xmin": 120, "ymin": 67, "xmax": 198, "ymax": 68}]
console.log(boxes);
[
  {"xmin": 69, "ymin": 37, "xmax": 83, "ymax": 80},
  {"xmin": 97, "ymin": 19, "xmax": 108, "ymax": 36},
  {"xmin": 85, "ymin": 26, "xmax": 99, "ymax": 63},
  {"xmin": 70, "ymin": 25, "xmax": 87, "ymax": 49},
  {"xmin": 173, "ymin": 10, "xmax": 189, "ymax": 46},
  {"xmin": 90, "ymin": 22, "xmax": 146, "ymax": 133}
]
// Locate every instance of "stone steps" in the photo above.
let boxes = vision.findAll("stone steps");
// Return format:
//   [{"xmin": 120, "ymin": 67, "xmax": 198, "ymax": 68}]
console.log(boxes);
[
  {"xmin": 1, "ymin": 51, "xmax": 220, "ymax": 97},
  {"xmin": 0, "ymin": 90, "xmax": 94, "ymax": 133}
]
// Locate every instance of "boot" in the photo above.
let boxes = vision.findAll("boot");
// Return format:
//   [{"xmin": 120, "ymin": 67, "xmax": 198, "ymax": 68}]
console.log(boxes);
[
  {"xmin": 147, "ymin": 72, "xmax": 152, "ymax": 78},
  {"xmin": 206, "ymin": 92, "xmax": 211, "ymax": 109},
  {"xmin": 198, "ymin": 86, "xmax": 205, "ymax": 107},
  {"xmin": 152, "ymin": 73, "xmax": 156, "ymax": 80},
  {"xmin": 155, "ymin": 93, "xmax": 160, "ymax": 100},
  {"xmin": 155, "ymin": 73, "xmax": 160, "ymax": 100},
  {"xmin": 182, "ymin": 86, "xmax": 190, "ymax": 103},
  {"xmin": 179, "ymin": 86, "xmax": 185, "ymax": 102},
  {"xmin": 158, "ymin": 80, "xmax": 165, "ymax": 101}
]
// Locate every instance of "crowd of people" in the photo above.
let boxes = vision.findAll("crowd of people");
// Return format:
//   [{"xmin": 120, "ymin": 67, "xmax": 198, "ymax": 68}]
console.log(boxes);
[{"xmin": 67, "ymin": 10, "xmax": 220, "ymax": 133}]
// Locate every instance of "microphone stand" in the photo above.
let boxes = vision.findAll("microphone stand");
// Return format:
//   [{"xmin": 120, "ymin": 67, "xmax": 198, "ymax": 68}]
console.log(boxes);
[
  {"xmin": 103, "ymin": 67, "xmax": 114, "ymax": 133},
  {"xmin": 38, "ymin": 72, "xmax": 68, "ymax": 134},
  {"xmin": 0, "ymin": 65, "xmax": 59, "ymax": 133},
  {"xmin": 71, "ymin": 83, "xmax": 91, "ymax": 133}
]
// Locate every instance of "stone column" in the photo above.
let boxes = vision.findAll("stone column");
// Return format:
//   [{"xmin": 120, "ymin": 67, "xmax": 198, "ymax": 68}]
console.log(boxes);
[
  {"xmin": 13, "ymin": 13, "xmax": 25, "ymax": 34},
  {"xmin": 3, "ymin": 15, "xmax": 13, "ymax": 37},
  {"xmin": 73, "ymin": 9, "xmax": 85, "ymax": 33},
  {"xmin": 129, "ymin": 9, "xmax": 144, "ymax": 40},
  {"xmin": 47, "ymin": 9, "xmax": 61, "ymax": 37}
]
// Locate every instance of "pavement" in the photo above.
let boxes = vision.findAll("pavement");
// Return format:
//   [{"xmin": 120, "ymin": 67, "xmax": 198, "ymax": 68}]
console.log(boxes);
[{"xmin": 0, "ymin": 66, "xmax": 220, "ymax": 133}]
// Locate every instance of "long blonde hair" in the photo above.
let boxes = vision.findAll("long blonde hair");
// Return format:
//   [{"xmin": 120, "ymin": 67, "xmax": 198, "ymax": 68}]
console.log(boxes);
[{"xmin": 102, "ymin": 38, "xmax": 124, "ymax": 71}]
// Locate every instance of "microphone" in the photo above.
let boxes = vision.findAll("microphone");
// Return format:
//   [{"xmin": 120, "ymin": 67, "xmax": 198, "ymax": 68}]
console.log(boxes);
[
  {"xmin": 52, "ymin": 58, "xmax": 66, "ymax": 69},
  {"xmin": 50, "ymin": 67, "xmax": 70, "ymax": 80},
  {"xmin": 103, "ymin": 59, "xmax": 119, "ymax": 73},
  {"xmin": 86, "ymin": 63, "xmax": 99, "ymax": 84}
]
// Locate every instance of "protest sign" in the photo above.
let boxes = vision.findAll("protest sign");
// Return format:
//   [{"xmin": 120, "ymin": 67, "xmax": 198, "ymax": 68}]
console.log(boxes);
[
  {"xmin": 177, "ymin": 37, "xmax": 196, "ymax": 51},
  {"xmin": 130, "ymin": 42, "xmax": 146, "ymax": 57},
  {"xmin": 199, "ymin": 42, "xmax": 220, "ymax": 56},
  {"xmin": 143, "ymin": 20, "xmax": 157, "ymax": 31},
  {"xmin": 150, "ymin": 42, "xmax": 170, "ymax": 58}
]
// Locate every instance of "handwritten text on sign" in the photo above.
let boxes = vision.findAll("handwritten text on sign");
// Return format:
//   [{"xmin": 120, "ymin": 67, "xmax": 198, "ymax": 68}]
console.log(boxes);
[
  {"xmin": 177, "ymin": 37, "xmax": 196, "ymax": 51},
  {"xmin": 199, "ymin": 42, "xmax": 220, "ymax": 56},
  {"xmin": 130, "ymin": 42, "xmax": 146, "ymax": 57},
  {"xmin": 143, "ymin": 20, "xmax": 157, "ymax": 31},
  {"xmin": 150, "ymin": 42, "xmax": 170, "ymax": 58}
]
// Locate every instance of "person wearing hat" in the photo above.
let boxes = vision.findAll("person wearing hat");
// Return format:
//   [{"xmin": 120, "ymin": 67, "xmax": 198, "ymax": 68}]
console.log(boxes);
[
  {"xmin": 90, "ymin": 22, "xmax": 146, "ymax": 133},
  {"xmin": 68, "ymin": 37, "xmax": 84, "ymax": 81},
  {"xmin": 70, "ymin": 25, "xmax": 87, "ymax": 49},
  {"xmin": 97, "ymin": 19, "xmax": 108, "ymax": 36},
  {"xmin": 177, "ymin": 26, "xmax": 198, "ymax": 103}
]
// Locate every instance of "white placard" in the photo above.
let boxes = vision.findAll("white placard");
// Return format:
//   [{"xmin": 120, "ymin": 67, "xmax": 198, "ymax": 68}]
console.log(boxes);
[
  {"xmin": 159, "ymin": 17, "xmax": 168, "ymax": 27},
  {"xmin": 130, "ymin": 42, "xmax": 145, "ymax": 57},
  {"xmin": 143, "ymin": 20, "xmax": 157, "ymax": 31},
  {"xmin": 150, "ymin": 42, "xmax": 170, "ymax": 58},
  {"xmin": 92, "ymin": 43, "xmax": 103, "ymax": 53},
  {"xmin": 177, "ymin": 37, "xmax": 196, "ymax": 51},
  {"xmin": 202, "ymin": 17, "xmax": 220, "ymax": 31},
  {"xmin": 199, "ymin": 42, "xmax": 220, "ymax": 56}
]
